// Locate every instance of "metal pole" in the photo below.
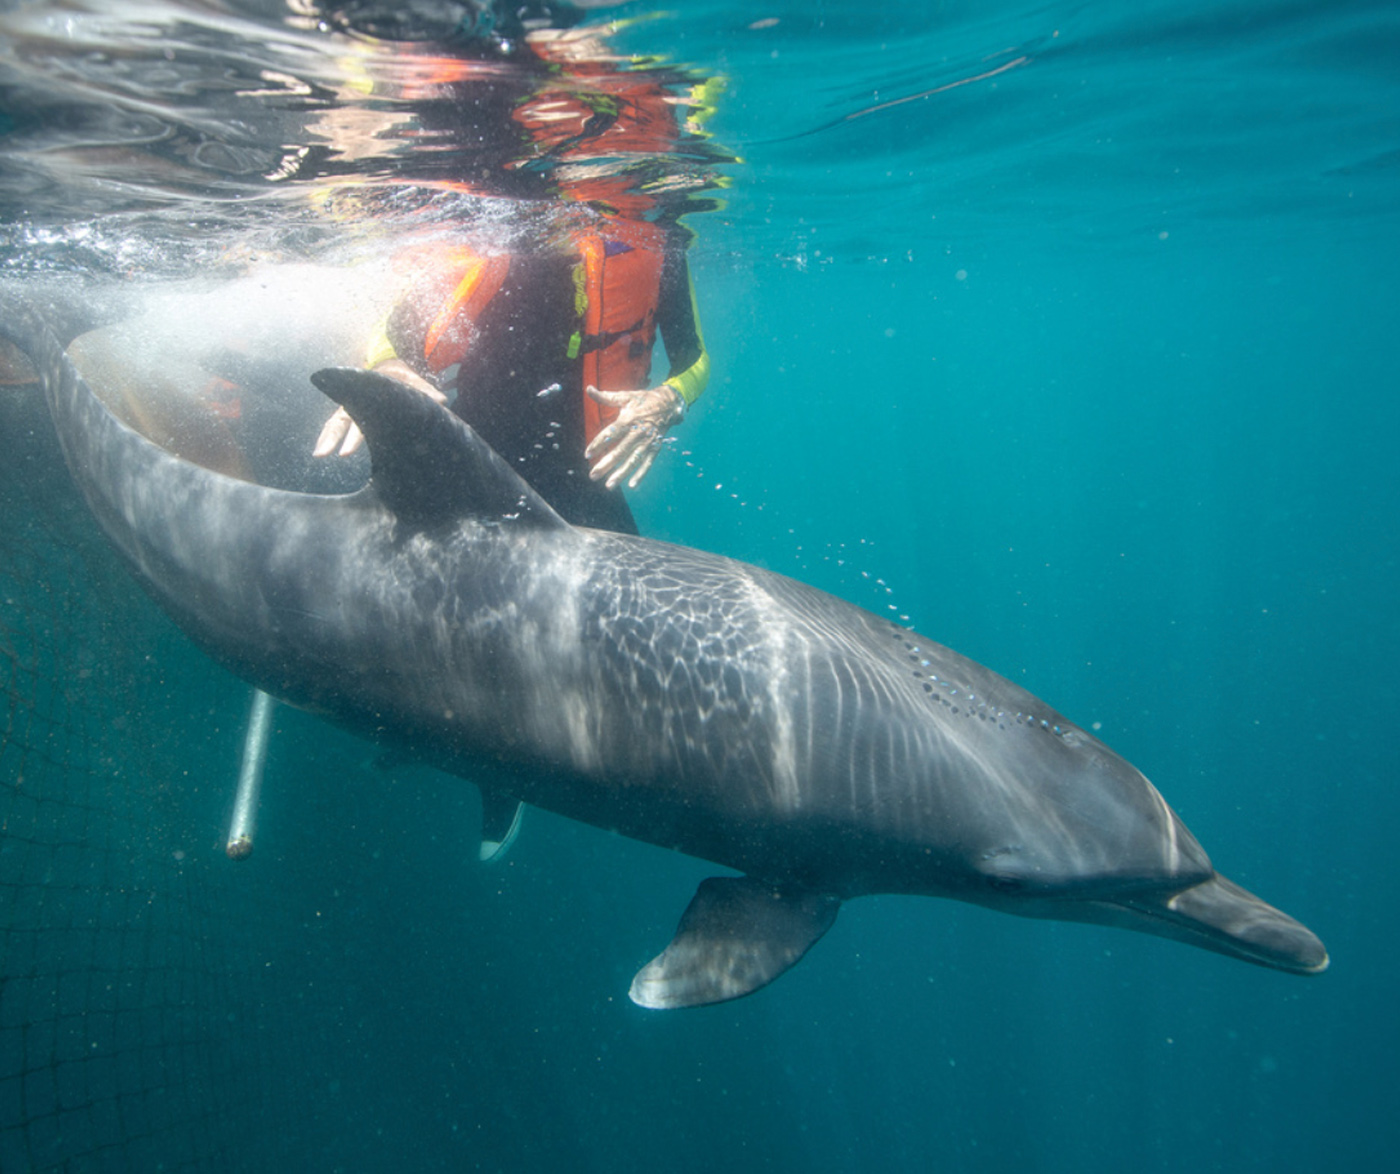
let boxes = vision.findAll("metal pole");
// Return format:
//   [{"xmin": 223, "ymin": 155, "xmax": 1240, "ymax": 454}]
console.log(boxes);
[{"xmin": 226, "ymin": 688, "xmax": 275, "ymax": 860}]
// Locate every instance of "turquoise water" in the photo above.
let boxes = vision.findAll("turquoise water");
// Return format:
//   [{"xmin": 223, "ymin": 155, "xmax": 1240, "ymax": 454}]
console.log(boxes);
[{"xmin": 2, "ymin": 2, "xmax": 1397, "ymax": 1171}]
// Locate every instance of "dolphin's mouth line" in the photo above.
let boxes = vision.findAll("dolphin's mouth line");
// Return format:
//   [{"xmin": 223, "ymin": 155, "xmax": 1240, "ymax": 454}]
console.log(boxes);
[{"xmin": 1090, "ymin": 889, "xmax": 1330, "ymax": 975}]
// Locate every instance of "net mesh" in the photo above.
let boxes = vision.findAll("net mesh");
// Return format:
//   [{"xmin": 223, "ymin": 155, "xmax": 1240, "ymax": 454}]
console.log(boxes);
[{"xmin": 0, "ymin": 384, "xmax": 290, "ymax": 1171}]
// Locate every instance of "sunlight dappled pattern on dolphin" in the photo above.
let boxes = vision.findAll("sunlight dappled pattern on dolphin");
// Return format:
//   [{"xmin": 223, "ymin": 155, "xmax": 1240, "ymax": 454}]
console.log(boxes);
[{"xmin": 5, "ymin": 302, "xmax": 1327, "ymax": 1008}]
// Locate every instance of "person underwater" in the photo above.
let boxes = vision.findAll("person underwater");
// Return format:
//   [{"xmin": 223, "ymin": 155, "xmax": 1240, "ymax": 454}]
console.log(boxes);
[{"xmin": 312, "ymin": 24, "xmax": 717, "ymax": 536}]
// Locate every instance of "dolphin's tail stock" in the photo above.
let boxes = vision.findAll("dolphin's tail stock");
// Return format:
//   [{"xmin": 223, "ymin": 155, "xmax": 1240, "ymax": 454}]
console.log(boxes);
[
  {"xmin": 1113, "ymin": 873, "xmax": 1329, "ymax": 975},
  {"xmin": 0, "ymin": 313, "xmax": 41, "ymax": 386},
  {"xmin": 0, "ymin": 288, "xmax": 61, "ymax": 385},
  {"xmin": 0, "ymin": 281, "xmax": 134, "ymax": 368},
  {"xmin": 0, "ymin": 291, "xmax": 52, "ymax": 436}
]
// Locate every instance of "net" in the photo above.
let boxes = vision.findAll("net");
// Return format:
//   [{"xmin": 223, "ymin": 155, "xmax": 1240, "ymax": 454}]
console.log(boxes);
[{"xmin": 0, "ymin": 385, "xmax": 291, "ymax": 1171}]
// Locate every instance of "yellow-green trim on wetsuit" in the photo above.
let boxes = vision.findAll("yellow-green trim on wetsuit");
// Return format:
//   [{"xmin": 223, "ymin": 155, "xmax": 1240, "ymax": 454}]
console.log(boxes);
[
  {"xmin": 365, "ymin": 317, "xmax": 397, "ymax": 369},
  {"xmin": 662, "ymin": 272, "xmax": 709, "ymax": 407}
]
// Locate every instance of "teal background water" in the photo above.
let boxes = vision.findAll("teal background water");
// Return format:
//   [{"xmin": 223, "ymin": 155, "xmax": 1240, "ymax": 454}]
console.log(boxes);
[{"xmin": 2, "ymin": 1, "xmax": 1398, "ymax": 1171}]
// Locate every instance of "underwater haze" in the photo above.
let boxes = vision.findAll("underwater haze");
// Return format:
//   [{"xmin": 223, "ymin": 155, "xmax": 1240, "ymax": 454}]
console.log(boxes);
[{"xmin": 2, "ymin": 1, "xmax": 1397, "ymax": 1171}]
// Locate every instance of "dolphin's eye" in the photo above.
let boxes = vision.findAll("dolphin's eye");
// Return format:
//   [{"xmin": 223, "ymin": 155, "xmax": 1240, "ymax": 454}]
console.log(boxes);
[{"xmin": 987, "ymin": 875, "xmax": 1026, "ymax": 894}]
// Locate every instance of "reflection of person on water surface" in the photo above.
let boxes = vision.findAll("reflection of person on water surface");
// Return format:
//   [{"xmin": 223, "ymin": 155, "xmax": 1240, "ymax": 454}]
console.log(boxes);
[
  {"xmin": 301, "ymin": 20, "xmax": 723, "ymax": 861},
  {"xmin": 312, "ymin": 26, "xmax": 714, "ymax": 535}
]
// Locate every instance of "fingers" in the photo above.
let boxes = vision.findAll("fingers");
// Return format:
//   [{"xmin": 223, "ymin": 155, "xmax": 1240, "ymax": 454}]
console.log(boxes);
[
  {"xmin": 585, "ymin": 384, "xmax": 632, "ymax": 408},
  {"xmin": 583, "ymin": 421, "xmax": 617, "ymax": 463},
  {"xmin": 313, "ymin": 408, "xmax": 348, "ymax": 457},
  {"xmin": 587, "ymin": 434, "xmax": 629, "ymax": 484},
  {"xmin": 626, "ymin": 444, "xmax": 660, "ymax": 490},
  {"xmin": 605, "ymin": 446, "xmax": 650, "ymax": 490},
  {"xmin": 338, "ymin": 421, "xmax": 364, "ymax": 456},
  {"xmin": 585, "ymin": 385, "xmax": 684, "ymax": 489},
  {"xmin": 313, "ymin": 407, "xmax": 363, "ymax": 457},
  {"xmin": 591, "ymin": 422, "xmax": 660, "ymax": 489}
]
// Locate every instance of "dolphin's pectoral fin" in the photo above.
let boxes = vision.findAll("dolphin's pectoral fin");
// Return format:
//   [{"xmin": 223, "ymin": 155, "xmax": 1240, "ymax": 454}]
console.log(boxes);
[
  {"xmin": 629, "ymin": 876, "xmax": 841, "ymax": 1009},
  {"xmin": 309, "ymin": 367, "xmax": 568, "ymax": 532},
  {"xmin": 479, "ymin": 794, "xmax": 525, "ymax": 864}
]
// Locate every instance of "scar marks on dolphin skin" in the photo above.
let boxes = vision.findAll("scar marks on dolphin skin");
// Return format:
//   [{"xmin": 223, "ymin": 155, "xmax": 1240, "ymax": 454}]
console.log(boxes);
[{"xmin": 885, "ymin": 621, "xmax": 1081, "ymax": 743}]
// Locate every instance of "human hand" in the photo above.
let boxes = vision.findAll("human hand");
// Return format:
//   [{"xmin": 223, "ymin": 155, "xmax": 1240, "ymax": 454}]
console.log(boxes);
[
  {"xmin": 584, "ymin": 384, "xmax": 685, "ymax": 490},
  {"xmin": 312, "ymin": 361, "xmax": 445, "ymax": 457}
]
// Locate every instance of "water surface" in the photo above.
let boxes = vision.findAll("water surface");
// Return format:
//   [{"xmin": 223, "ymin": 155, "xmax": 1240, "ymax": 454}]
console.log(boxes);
[{"xmin": 1, "ymin": 2, "xmax": 1396, "ymax": 1171}]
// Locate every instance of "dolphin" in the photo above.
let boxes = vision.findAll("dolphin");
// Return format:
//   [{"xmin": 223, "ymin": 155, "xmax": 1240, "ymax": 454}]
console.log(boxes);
[{"xmin": 16, "ymin": 308, "xmax": 1327, "ymax": 1008}]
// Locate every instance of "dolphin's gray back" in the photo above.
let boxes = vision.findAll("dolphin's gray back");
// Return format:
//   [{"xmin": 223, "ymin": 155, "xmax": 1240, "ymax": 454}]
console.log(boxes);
[
  {"xmin": 569, "ymin": 532, "xmax": 1209, "ymax": 894},
  {"xmin": 21, "ymin": 320, "xmax": 1326, "ymax": 996},
  {"xmin": 35, "ymin": 321, "xmax": 1207, "ymax": 898}
]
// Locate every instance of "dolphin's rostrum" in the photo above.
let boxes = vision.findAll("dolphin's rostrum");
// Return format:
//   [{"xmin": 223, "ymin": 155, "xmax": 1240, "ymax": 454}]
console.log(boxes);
[{"xmin": 27, "ymin": 315, "xmax": 1328, "ymax": 1008}]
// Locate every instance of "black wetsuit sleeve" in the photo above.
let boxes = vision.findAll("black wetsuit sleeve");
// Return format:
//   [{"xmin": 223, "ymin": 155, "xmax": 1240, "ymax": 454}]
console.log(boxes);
[{"xmin": 655, "ymin": 248, "xmax": 709, "ymax": 405}]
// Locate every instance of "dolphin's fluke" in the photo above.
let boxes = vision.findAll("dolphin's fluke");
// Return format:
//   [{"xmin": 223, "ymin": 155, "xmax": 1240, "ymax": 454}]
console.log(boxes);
[
  {"xmin": 309, "ymin": 366, "xmax": 567, "ymax": 532},
  {"xmin": 1123, "ymin": 874, "xmax": 1329, "ymax": 975},
  {"xmin": 630, "ymin": 877, "xmax": 841, "ymax": 1009}
]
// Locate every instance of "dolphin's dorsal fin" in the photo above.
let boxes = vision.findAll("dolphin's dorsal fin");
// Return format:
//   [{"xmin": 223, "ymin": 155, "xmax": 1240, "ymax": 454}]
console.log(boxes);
[
  {"xmin": 630, "ymin": 877, "xmax": 841, "ymax": 1009},
  {"xmin": 310, "ymin": 367, "xmax": 568, "ymax": 531}
]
